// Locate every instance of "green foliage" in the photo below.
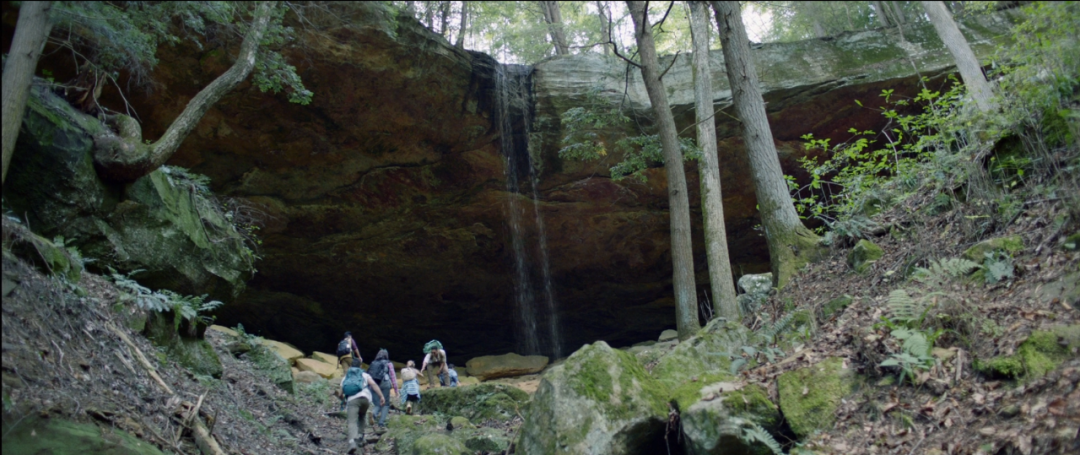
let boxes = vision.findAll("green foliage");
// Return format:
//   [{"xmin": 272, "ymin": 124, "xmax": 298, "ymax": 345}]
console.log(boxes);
[
  {"xmin": 912, "ymin": 257, "xmax": 982, "ymax": 289},
  {"xmin": 107, "ymin": 269, "xmax": 222, "ymax": 331},
  {"xmin": 739, "ymin": 421, "xmax": 784, "ymax": 455},
  {"xmin": 558, "ymin": 88, "xmax": 701, "ymax": 181},
  {"xmin": 982, "ymin": 251, "xmax": 1015, "ymax": 284},
  {"xmin": 49, "ymin": 2, "xmax": 310, "ymax": 104},
  {"xmin": 877, "ymin": 289, "xmax": 947, "ymax": 385}
]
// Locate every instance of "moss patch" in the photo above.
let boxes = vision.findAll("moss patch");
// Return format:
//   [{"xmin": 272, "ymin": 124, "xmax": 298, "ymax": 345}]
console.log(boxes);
[
  {"xmin": 976, "ymin": 325, "xmax": 1079, "ymax": 381},
  {"xmin": 962, "ymin": 235, "xmax": 1024, "ymax": 262},
  {"xmin": 1, "ymin": 417, "xmax": 165, "ymax": 455},
  {"xmin": 143, "ymin": 312, "xmax": 223, "ymax": 379},
  {"xmin": 418, "ymin": 383, "xmax": 529, "ymax": 422},
  {"xmin": 777, "ymin": 357, "xmax": 856, "ymax": 439},
  {"xmin": 723, "ymin": 384, "xmax": 781, "ymax": 432},
  {"xmin": 822, "ymin": 295, "xmax": 853, "ymax": 319},
  {"xmin": 848, "ymin": 239, "xmax": 884, "ymax": 274}
]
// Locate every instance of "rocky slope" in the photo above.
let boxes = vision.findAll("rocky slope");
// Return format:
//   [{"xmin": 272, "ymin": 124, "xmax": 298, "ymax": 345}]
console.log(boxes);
[{"xmin": 12, "ymin": 3, "xmax": 1021, "ymax": 360}]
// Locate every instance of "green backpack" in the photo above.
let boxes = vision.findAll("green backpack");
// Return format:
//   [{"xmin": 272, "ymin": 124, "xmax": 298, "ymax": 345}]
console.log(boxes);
[{"xmin": 423, "ymin": 340, "xmax": 443, "ymax": 354}]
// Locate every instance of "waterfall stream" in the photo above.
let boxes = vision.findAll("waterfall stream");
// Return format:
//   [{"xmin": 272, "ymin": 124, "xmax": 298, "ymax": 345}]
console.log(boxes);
[{"xmin": 494, "ymin": 63, "xmax": 563, "ymax": 359}]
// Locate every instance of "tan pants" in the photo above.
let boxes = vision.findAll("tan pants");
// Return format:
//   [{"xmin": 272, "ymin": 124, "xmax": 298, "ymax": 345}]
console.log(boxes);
[
  {"xmin": 424, "ymin": 363, "xmax": 447, "ymax": 388},
  {"xmin": 346, "ymin": 396, "xmax": 372, "ymax": 451},
  {"xmin": 339, "ymin": 355, "xmax": 353, "ymax": 373}
]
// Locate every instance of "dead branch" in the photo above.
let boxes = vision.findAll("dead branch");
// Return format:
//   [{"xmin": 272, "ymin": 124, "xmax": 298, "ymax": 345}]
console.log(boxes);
[{"xmin": 107, "ymin": 323, "xmax": 174, "ymax": 395}]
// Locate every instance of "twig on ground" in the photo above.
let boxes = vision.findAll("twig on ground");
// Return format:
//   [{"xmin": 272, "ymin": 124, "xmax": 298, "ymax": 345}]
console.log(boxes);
[{"xmin": 108, "ymin": 323, "xmax": 174, "ymax": 395}]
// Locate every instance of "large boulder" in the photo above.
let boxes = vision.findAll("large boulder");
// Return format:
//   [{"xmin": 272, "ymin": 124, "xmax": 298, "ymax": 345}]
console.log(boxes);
[
  {"xmin": 518, "ymin": 341, "xmax": 668, "ymax": 455},
  {"xmin": 652, "ymin": 320, "xmax": 754, "ymax": 408},
  {"xmin": 260, "ymin": 339, "xmax": 304, "ymax": 364},
  {"xmin": 962, "ymin": 235, "xmax": 1024, "ymax": 261},
  {"xmin": 465, "ymin": 352, "xmax": 549, "ymax": 380},
  {"xmin": 4, "ymin": 85, "xmax": 253, "ymax": 300},
  {"xmin": 777, "ymin": 357, "xmax": 857, "ymax": 439},
  {"xmin": 418, "ymin": 383, "xmax": 530, "ymax": 422},
  {"xmin": 374, "ymin": 415, "xmax": 510, "ymax": 454},
  {"xmin": 295, "ymin": 358, "xmax": 337, "ymax": 379},
  {"xmin": 975, "ymin": 324, "xmax": 1080, "ymax": 381},
  {"xmin": 737, "ymin": 273, "xmax": 774, "ymax": 314},
  {"xmin": 680, "ymin": 382, "xmax": 782, "ymax": 455}
]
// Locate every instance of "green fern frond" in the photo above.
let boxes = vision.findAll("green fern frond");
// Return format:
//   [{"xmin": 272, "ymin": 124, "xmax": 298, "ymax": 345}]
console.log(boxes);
[
  {"xmin": 887, "ymin": 289, "xmax": 922, "ymax": 325},
  {"xmin": 740, "ymin": 421, "xmax": 783, "ymax": 455},
  {"xmin": 760, "ymin": 312, "xmax": 796, "ymax": 343}
]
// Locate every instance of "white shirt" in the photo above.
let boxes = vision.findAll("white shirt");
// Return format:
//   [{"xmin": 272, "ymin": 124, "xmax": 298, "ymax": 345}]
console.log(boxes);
[
  {"xmin": 341, "ymin": 372, "xmax": 374, "ymax": 402},
  {"xmin": 422, "ymin": 349, "xmax": 448, "ymax": 371}
]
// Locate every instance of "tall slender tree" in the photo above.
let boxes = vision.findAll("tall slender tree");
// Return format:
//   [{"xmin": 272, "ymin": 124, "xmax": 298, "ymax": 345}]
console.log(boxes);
[
  {"xmin": 688, "ymin": 1, "xmax": 738, "ymax": 320},
  {"xmin": 455, "ymin": 1, "xmax": 468, "ymax": 48},
  {"xmin": 440, "ymin": 1, "xmax": 451, "ymax": 36},
  {"xmin": 921, "ymin": 1, "xmax": 997, "ymax": 112},
  {"xmin": 596, "ymin": 1, "xmax": 611, "ymax": 55},
  {"xmin": 2, "ymin": 1, "xmax": 54, "ymax": 185},
  {"xmin": 540, "ymin": 1, "xmax": 570, "ymax": 55},
  {"xmin": 710, "ymin": 1, "xmax": 822, "ymax": 289},
  {"xmin": 872, "ymin": 1, "xmax": 893, "ymax": 27},
  {"xmin": 627, "ymin": 0, "xmax": 700, "ymax": 339}
]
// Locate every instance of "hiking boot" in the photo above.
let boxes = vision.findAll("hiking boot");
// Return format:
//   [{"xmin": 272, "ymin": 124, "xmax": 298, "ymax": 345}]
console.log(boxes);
[{"xmin": 405, "ymin": 403, "xmax": 413, "ymax": 415}]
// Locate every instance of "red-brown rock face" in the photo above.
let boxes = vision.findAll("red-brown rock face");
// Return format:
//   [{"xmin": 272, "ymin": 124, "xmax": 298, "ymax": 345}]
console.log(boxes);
[{"xmin": 50, "ymin": 4, "xmax": 1014, "ymax": 361}]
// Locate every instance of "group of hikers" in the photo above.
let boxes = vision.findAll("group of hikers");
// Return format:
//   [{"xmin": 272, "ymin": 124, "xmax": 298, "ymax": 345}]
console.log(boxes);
[{"xmin": 333, "ymin": 332, "xmax": 459, "ymax": 454}]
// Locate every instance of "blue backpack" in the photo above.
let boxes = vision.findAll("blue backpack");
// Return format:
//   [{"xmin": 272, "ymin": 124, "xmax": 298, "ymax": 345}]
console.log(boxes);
[{"xmin": 342, "ymin": 367, "xmax": 367, "ymax": 397}]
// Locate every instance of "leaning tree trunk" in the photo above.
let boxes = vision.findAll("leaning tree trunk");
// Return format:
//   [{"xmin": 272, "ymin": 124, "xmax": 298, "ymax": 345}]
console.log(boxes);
[
  {"xmin": 627, "ymin": 0, "xmax": 700, "ymax": 339},
  {"xmin": 440, "ymin": 1, "xmax": 451, "ymax": 36},
  {"xmin": 2, "ymin": 1, "xmax": 53, "ymax": 185},
  {"xmin": 689, "ymin": 1, "xmax": 738, "ymax": 321},
  {"xmin": 541, "ymin": 1, "xmax": 570, "ymax": 55},
  {"xmin": 710, "ymin": 1, "xmax": 822, "ymax": 289},
  {"xmin": 93, "ymin": 0, "xmax": 276, "ymax": 182},
  {"xmin": 872, "ymin": 1, "xmax": 892, "ymax": 27},
  {"xmin": 455, "ymin": 1, "xmax": 468, "ymax": 48},
  {"xmin": 921, "ymin": 1, "xmax": 997, "ymax": 112}
]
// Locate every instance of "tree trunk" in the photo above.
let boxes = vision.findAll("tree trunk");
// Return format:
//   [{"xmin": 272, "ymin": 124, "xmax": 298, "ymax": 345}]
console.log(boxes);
[
  {"xmin": 440, "ymin": 1, "xmax": 451, "ymax": 36},
  {"xmin": 424, "ymin": 1, "xmax": 435, "ymax": 29},
  {"xmin": 2, "ymin": 1, "xmax": 53, "ymax": 185},
  {"xmin": 689, "ymin": 1, "xmax": 738, "ymax": 321},
  {"xmin": 872, "ymin": 1, "xmax": 892, "ymax": 27},
  {"xmin": 541, "ymin": 1, "xmax": 570, "ymax": 55},
  {"xmin": 455, "ymin": 1, "xmax": 467, "ymax": 48},
  {"xmin": 812, "ymin": 18, "xmax": 827, "ymax": 38},
  {"xmin": 627, "ymin": 0, "xmax": 700, "ymax": 340},
  {"xmin": 93, "ymin": 1, "xmax": 277, "ymax": 182},
  {"xmin": 921, "ymin": 1, "xmax": 997, "ymax": 112},
  {"xmin": 596, "ymin": 1, "xmax": 611, "ymax": 55},
  {"xmin": 889, "ymin": 1, "xmax": 907, "ymax": 24},
  {"xmin": 710, "ymin": 1, "xmax": 822, "ymax": 290}
]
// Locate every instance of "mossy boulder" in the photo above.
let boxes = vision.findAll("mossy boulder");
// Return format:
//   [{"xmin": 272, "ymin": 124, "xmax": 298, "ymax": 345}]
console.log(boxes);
[
  {"xmin": 737, "ymin": 273, "xmax": 774, "ymax": 313},
  {"xmin": 465, "ymin": 352, "xmax": 549, "ymax": 380},
  {"xmin": 652, "ymin": 320, "xmax": 753, "ymax": 401},
  {"xmin": 847, "ymin": 240, "xmax": 884, "ymax": 274},
  {"xmin": 975, "ymin": 325, "xmax": 1080, "ymax": 381},
  {"xmin": 777, "ymin": 357, "xmax": 856, "ymax": 439},
  {"xmin": 0, "ymin": 417, "xmax": 166, "ymax": 455},
  {"xmin": 418, "ymin": 383, "xmax": 529, "ymax": 422},
  {"xmin": 680, "ymin": 383, "xmax": 781, "ymax": 455},
  {"xmin": 962, "ymin": 235, "xmax": 1024, "ymax": 262},
  {"xmin": 245, "ymin": 344, "xmax": 295, "ymax": 394},
  {"xmin": 518, "ymin": 341, "xmax": 668, "ymax": 455},
  {"xmin": 8, "ymin": 228, "xmax": 84, "ymax": 283},
  {"xmin": 411, "ymin": 433, "xmax": 470, "ymax": 455},
  {"xmin": 144, "ymin": 311, "xmax": 223, "ymax": 379}
]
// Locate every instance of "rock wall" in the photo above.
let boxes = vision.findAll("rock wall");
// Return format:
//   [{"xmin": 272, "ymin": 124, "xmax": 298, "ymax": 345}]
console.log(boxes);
[{"xmin": 13, "ymin": 3, "xmax": 1020, "ymax": 361}]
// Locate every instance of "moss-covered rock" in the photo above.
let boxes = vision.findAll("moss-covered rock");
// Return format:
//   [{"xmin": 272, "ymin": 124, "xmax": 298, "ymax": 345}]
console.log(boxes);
[
  {"xmin": 848, "ymin": 240, "xmax": 884, "ymax": 274},
  {"xmin": 518, "ymin": 341, "xmax": 668, "ymax": 455},
  {"xmin": 418, "ymin": 383, "xmax": 529, "ymax": 422},
  {"xmin": 975, "ymin": 325, "xmax": 1080, "ymax": 381},
  {"xmin": 652, "ymin": 320, "xmax": 752, "ymax": 399},
  {"xmin": 411, "ymin": 433, "xmax": 470, "ymax": 454},
  {"xmin": 962, "ymin": 235, "xmax": 1024, "ymax": 262},
  {"xmin": 681, "ymin": 383, "xmax": 781, "ymax": 455},
  {"xmin": 144, "ymin": 311, "xmax": 222, "ymax": 379},
  {"xmin": 777, "ymin": 357, "xmax": 856, "ymax": 439},
  {"xmin": 0, "ymin": 417, "xmax": 165, "ymax": 455},
  {"xmin": 8, "ymin": 228, "xmax": 84, "ymax": 283},
  {"xmin": 1063, "ymin": 232, "xmax": 1080, "ymax": 251},
  {"xmin": 245, "ymin": 344, "xmax": 295, "ymax": 394}
]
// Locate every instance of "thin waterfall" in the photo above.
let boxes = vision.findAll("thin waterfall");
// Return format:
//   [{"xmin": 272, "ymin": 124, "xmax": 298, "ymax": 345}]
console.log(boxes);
[{"xmin": 494, "ymin": 63, "xmax": 562, "ymax": 359}]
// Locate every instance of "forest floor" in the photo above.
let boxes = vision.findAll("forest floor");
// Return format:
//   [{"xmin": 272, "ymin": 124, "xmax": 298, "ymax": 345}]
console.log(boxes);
[{"xmin": 736, "ymin": 185, "xmax": 1080, "ymax": 454}]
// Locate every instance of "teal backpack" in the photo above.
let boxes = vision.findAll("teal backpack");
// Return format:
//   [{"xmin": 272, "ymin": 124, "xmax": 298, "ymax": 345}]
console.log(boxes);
[
  {"xmin": 342, "ymin": 367, "xmax": 367, "ymax": 396},
  {"xmin": 423, "ymin": 340, "xmax": 443, "ymax": 354}
]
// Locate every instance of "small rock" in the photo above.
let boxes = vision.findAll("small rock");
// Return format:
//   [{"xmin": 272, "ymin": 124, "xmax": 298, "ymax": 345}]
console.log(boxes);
[
  {"xmin": 998, "ymin": 403, "xmax": 1021, "ymax": 418},
  {"xmin": 658, "ymin": 330, "xmax": 678, "ymax": 342}
]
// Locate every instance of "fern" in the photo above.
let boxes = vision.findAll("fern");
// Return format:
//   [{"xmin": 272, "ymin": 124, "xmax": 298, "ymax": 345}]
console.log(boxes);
[
  {"xmin": 913, "ymin": 257, "xmax": 981, "ymax": 288},
  {"xmin": 760, "ymin": 312, "xmax": 796, "ymax": 343},
  {"xmin": 886, "ymin": 289, "xmax": 923, "ymax": 327},
  {"xmin": 983, "ymin": 251, "xmax": 1015, "ymax": 284},
  {"xmin": 740, "ymin": 421, "xmax": 783, "ymax": 455}
]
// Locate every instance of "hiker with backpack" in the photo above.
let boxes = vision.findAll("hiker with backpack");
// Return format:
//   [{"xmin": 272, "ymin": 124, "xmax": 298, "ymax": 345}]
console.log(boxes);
[
  {"xmin": 340, "ymin": 359, "xmax": 384, "ymax": 454},
  {"xmin": 446, "ymin": 363, "xmax": 459, "ymax": 387},
  {"xmin": 399, "ymin": 360, "xmax": 422, "ymax": 414},
  {"xmin": 420, "ymin": 340, "xmax": 448, "ymax": 389},
  {"xmin": 367, "ymin": 349, "xmax": 399, "ymax": 428},
  {"xmin": 336, "ymin": 332, "xmax": 363, "ymax": 374}
]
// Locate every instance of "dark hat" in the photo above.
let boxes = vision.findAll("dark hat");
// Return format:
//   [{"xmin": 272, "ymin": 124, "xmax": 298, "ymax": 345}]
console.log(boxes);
[{"xmin": 344, "ymin": 331, "xmax": 352, "ymax": 337}]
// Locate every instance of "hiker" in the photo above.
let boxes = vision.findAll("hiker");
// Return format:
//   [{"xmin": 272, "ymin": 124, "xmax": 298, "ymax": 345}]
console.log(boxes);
[
  {"xmin": 367, "ymin": 349, "xmax": 399, "ymax": 428},
  {"xmin": 399, "ymin": 360, "xmax": 422, "ymax": 414},
  {"xmin": 340, "ymin": 359, "xmax": 384, "ymax": 454},
  {"xmin": 336, "ymin": 332, "xmax": 363, "ymax": 373},
  {"xmin": 420, "ymin": 340, "xmax": 448, "ymax": 388},
  {"xmin": 446, "ymin": 363, "xmax": 459, "ymax": 387}
]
